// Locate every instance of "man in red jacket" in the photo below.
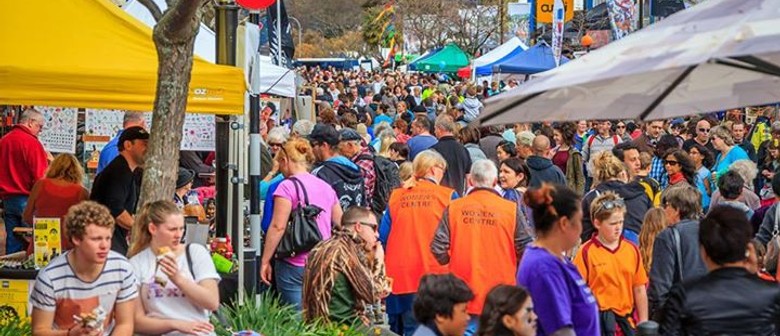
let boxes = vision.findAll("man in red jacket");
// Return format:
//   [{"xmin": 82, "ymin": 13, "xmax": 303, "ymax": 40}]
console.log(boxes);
[{"xmin": 0, "ymin": 108, "xmax": 48, "ymax": 254}]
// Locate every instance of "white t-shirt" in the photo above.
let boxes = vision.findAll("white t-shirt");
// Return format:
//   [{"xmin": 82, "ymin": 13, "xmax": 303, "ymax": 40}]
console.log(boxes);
[
  {"xmin": 129, "ymin": 244, "xmax": 220, "ymax": 336},
  {"xmin": 31, "ymin": 250, "xmax": 138, "ymax": 335}
]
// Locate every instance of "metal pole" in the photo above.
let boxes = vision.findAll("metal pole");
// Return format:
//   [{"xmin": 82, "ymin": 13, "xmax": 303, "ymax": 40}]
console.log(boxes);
[
  {"xmin": 529, "ymin": 0, "xmax": 536, "ymax": 45},
  {"xmin": 214, "ymin": 0, "xmax": 240, "ymax": 302},
  {"xmin": 276, "ymin": 0, "xmax": 282, "ymax": 66},
  {"xmin": 214, "ymin": 0, "xmax": 238, "ymax": 242},
  {"xmin": 638, "ymin": 0, "xmax": 644, "ymax": 29},
  {"xmin": 248, "ymin": 11, "xmax": 263, "ymax": 292}
]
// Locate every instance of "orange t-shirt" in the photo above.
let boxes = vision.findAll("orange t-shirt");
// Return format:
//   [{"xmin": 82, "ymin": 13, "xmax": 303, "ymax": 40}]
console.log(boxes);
[{"xmin": 573, "ymin": 237, "xmax": 648, "ymax": 317}]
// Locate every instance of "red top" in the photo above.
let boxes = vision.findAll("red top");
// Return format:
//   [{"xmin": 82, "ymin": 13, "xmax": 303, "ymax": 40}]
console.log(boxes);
[
  {"xmin": 23, "ymin": 178, "xmax": 89, "ymax": 250},
  {"xmin": 552, "ymin": 149, "xmax": 570, "ymax": 173},
  {"xmin": 0, "ymin": 125, "xmax": 48, "ymax": 198}
]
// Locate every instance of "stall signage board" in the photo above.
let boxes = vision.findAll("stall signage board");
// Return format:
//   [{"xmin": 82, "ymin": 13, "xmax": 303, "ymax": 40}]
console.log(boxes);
[
  {"xmin": 34, "ymin": 217, "xmax": 63, "ymax": 268},
  {"xmin": 0, "ymin": 279, "xmax": 32, "ymax": 322}
]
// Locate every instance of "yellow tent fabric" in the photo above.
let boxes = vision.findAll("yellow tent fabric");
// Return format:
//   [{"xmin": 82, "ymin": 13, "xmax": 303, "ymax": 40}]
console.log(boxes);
[{"xmin": 0, "ymin": 0, "xmax": 245, "ymax": 114}]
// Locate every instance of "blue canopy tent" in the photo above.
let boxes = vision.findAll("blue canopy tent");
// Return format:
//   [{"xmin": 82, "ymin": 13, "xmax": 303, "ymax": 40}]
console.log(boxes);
[
  {"xmin": 492, "ymin": 43, "xmax": 569, "ymax": 74},
  {"xmin": 472, "ymin": 37, "xmax": 529, "ymax": 76}
]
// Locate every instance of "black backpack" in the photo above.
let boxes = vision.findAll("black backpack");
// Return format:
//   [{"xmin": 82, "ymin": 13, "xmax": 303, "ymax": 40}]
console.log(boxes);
[{"xmin": 357, "ymin": 154, "xmax": 401, "ymax": 215}]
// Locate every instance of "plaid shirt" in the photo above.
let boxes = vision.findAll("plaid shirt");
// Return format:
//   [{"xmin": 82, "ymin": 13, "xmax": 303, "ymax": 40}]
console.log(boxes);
[
  {"xmin": 649, "ymin": 156, "xmax": 669, "ymax": 189},
  {"xmin": 353, "ymin": 146, "xmax": 376, "ymax": 203}
]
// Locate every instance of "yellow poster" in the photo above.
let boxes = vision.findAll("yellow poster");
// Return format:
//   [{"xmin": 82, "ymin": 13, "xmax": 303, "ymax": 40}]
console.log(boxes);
[
  {"xmin": 34, "ymin": 217, "xmax": 62, "ymax": 268},
  {"xmin": 0, "ymin": 279, "xmax": 32, "ymax": 322}
]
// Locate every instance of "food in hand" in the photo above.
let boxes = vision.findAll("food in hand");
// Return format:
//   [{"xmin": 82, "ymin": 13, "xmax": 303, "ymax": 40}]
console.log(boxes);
[
  {"xmin": 154, "ymin": 247, "xmax": 175, "ymax": 286},
  {"xmin": 73, "ymin": 307, "xmax": 106, "ymax": 331}
]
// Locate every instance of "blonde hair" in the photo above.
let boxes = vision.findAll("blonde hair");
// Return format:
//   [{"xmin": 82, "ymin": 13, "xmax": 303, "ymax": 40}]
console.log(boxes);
[
  {"xmin": 377, "ymin": 130, "xmax": 397, "ymax": 157},
  {"xmin": 276, "ymin": 138, "xmax": 315, "ymax": 167},
  {"xmin": 399, "ymin": 161, "xmax": 414, "ymax": 182},
  {"xmin": 46, "ymin": 154, "xmax": 84, "ymax": 185},
  {"xmin": 639, "ymin": 208, "xmax": 667, "ymax": 274},
  {"xmin": 403, "ymin": 150, "xmax": 446, "ymax": 188},
  {"xmin": 65, "ymin": 201, "xmax": 115, "ymax": 243},
  {"xmin": 592, "ymin": 151, "xmax": 626, "ymax": 185},
  {"xmin": 128, "ymin": 200, "xmax": 181, "ymax": 258}
]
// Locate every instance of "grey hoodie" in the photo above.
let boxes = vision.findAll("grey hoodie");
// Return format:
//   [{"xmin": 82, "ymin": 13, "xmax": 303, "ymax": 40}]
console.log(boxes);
[{"xmin": 459, "ymin": 96, "xmax": 483, "ymax": 122}]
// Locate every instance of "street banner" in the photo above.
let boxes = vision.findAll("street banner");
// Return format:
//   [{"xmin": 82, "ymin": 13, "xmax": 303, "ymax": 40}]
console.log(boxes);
[
  {"xmin": 552, "ymin": 0, "xmax": 565, "ymax": 67},
  {"xmin": 607, "ymin": 0, "xmax": 637, "ymax": 40}
]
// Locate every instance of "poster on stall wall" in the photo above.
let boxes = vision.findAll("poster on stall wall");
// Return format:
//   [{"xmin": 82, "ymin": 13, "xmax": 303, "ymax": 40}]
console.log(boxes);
[
  {"xmin": 0, "ymin": 279, "xmax": 33, "ymax": 322},
  {"xmin": 84, "ymin": 109, "xmax": 127, "ymax": 169},
  {"xmin": 607, "ymin": 0, "xmax": 637, "ymax": 40},
  {"xmin": 182, "ymin": 114, "xmax": 216, "ymax": 151},
  {"xmin": 35, "ymin": 106, "xmax": 78, "ymax": 154},
  {"xmin": 33, "ymin": 217, "xmax": 62, "ymax": 268},
  {"xmin": 84, "ymin": 110, "xmax": 216, "ymax": 153}
]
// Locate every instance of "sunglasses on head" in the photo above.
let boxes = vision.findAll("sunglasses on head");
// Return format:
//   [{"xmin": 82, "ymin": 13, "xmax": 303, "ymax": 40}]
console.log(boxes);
[{"xmin": 594, "ymin": 199, "xmax": 625, "ymax": 216}]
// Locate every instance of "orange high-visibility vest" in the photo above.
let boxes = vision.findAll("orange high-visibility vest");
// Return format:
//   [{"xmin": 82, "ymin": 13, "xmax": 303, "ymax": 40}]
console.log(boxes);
[
  {"xmin": 386, "ymin": 179, "xmax": 454, "ymax": 294},
  {"xmin": 446, "ymin": 189, "xmax": 518, "ymax": 314}
]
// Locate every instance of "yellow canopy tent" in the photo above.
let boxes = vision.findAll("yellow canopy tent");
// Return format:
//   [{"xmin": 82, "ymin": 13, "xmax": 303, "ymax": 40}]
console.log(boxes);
[{"xmin": 0, "ymin": 0, "xmax": 245, "ymax": 114}]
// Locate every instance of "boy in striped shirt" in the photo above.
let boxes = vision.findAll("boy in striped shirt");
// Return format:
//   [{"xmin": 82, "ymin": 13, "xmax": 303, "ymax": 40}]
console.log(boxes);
[{"xmin": 31, "ymin": 201, "xmax": 137, "ymax": 336}]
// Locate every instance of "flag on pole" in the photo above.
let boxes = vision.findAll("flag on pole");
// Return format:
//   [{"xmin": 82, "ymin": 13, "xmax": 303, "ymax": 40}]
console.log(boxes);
[{"xmin": 552, "ymin": 0, "xmax": 565, "ymax": 67}]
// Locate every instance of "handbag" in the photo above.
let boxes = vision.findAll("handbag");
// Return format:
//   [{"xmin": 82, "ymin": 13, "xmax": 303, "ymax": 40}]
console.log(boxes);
[{"xmin": 274, "ymin": 177, "xmax": 324, "ymax": 259}]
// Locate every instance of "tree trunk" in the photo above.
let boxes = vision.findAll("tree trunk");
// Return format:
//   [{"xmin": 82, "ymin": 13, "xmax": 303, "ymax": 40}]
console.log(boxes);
[{"xmin": 137, "ymin": 0, "xmax": 204, "ymax": 209}]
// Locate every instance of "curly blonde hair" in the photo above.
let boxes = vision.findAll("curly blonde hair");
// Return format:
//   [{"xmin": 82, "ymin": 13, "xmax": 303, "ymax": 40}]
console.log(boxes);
[{"xmin": 65, "ymin": 201, "xmax": 115, "ymax": 243}]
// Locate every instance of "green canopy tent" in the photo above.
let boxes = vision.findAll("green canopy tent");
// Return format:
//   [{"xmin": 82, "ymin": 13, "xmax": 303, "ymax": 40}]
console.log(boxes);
[{"xmin": 408, "ymin": 43, "xmax": 470, "ymax": 73}]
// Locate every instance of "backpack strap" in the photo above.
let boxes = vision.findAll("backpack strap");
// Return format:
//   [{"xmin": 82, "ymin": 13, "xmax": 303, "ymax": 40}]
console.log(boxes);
[{"xmin": 185, "ymin": 243, "xmax": 196, "ymax": 279}]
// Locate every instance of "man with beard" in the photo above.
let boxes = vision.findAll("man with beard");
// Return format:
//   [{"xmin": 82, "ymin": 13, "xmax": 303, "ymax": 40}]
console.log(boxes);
[{"xmin": 90, "ymin": 126, "xmax": 148, "ymax": 255}]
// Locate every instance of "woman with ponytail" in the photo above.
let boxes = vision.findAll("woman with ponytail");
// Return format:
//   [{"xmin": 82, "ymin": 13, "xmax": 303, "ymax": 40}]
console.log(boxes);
[
  {"xmin": 128, "ymin": 200, "xmax": 220, "ymax": 336},
  {"xmin": 517, "ymin": 183, "xmax": 600, "ymax": 336},
  {"xmin": 476, "ymin": 285, "xmax": 537, "ymax": 336}
]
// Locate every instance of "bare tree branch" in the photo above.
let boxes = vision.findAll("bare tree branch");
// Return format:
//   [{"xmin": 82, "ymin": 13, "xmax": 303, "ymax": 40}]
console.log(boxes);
[{"xmin": 137, "ymin": 0, "xmax": 163, "ymax": 22}]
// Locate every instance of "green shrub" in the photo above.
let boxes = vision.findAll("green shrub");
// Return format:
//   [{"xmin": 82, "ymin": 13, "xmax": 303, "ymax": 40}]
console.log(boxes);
[
  {"xmin": 212, "ymin": 291, "xmax": 366, "ymax": 336},
  {"xmin": 0, "ymin": 317, "xmax": 31, "ymax": 336}
]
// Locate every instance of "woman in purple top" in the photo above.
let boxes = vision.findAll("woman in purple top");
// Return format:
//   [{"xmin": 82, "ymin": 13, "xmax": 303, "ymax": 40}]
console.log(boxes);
[
  {"xmin": 260, "ymin": 138, "xmax": 343, "ymax": 310},
  {"xmin": 517, "ymin": 183, "xmax": 600, "ymax": 336}
]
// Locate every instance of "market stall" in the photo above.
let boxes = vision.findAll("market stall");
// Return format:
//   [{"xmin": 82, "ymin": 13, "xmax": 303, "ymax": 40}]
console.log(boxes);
[
  {"xmin": 0, "ymin": 0, "xmax": 246, "ymax": 113},
  {"xmin": 408, "ymin": 43, "xmax": 471, "ymax": 73}
]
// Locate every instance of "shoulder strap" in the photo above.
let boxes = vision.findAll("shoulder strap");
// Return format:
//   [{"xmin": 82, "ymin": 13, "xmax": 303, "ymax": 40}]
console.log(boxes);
[
  {"xmin": 773, "ymin": 203, "xmax": 780, "ymax": 237},
  {"xmin": 288, "ymin": 177, "xmax": 310, "ymax": 206},
  {"xmin": 185, "ymin": 243, "xmax": 195, "ymax": 279},
  {"xmin": 671, "ymin": 227, "xmax": 683, "ymax": 282},
  {"xmin": 587, "ymin": 135, "xmax": 595, "ymax": 147}
]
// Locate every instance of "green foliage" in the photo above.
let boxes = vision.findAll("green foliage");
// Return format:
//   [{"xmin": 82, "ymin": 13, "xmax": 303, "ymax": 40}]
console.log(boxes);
[
  {"xmin": 211, "ymin": 292, "xmax": 366, "ymax": 336},
  {"xmin": 0, "ymin": 317, "xmax": 31, "ymax": 336},
  {"xmin": 362, "ymin": 6, "xmax": 388, "ymax": 47}
]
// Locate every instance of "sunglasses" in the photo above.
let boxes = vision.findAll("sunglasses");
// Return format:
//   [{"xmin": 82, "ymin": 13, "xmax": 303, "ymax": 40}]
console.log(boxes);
[
  {"xmin": 664, "ymin": 160, "xmax": 680, "ymax": 166},
  {"xmin": 616, "ymin": 125, "xmax": 626, "ymax": 129},
  {"xmin": 593, "ymin": 199, "xmax": 625, "ymax": 216},
  {"xmin": 347, "ymin": 221, "xmax": 378, "ymax": 232},
  {"xmin": 268, "ymin": 142, "xmax": 284, "ymax": 148},
  {"xmin": 698, "ymin": 128, "xmax": 710, "ymax": 133}
]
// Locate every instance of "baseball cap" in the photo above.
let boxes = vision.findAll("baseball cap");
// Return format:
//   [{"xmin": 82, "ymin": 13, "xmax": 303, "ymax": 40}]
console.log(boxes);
[
  {"xmin": 308, "ymin": 124, "xmax": 339, "ymax": 146},
  {"xmin": 516, "ymin": 131, "xmax": 535, "ymax": 147},
  {"xmin": 339, "ymin": 128, "xmax": 363, "ymax": 142},
  {"xmin": 118, "ymin": 126, "xmax": 149, "ymax": 151}
]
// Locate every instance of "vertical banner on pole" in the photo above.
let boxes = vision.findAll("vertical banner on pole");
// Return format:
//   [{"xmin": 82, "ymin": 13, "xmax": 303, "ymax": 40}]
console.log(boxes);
[
  {"xmin": 552, "ymin": 0, "xmax": 565, "ymax": 66},
  {"xmin": 607, "ymin": 0, "xmax": 637, "ymax": 40}
]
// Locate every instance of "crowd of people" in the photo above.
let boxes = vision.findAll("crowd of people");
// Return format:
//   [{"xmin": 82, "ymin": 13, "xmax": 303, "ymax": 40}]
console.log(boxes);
[{"xmin": 3, "ymin": 66, "xmax": 780, "ymax": 335}]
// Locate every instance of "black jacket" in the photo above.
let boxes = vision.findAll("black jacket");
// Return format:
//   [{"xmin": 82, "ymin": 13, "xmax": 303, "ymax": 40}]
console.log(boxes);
[
  {"xmin": 431, "ymin": 136, "xmax": 472, "ymax": 196},
  {"xmin": 580, "ymin": 180, "xmax": 651, "ymax": 240},
  {"xmin": 526, "ymin": 155, "xmax": 566, "ymax": 189},
  {"xmin": 657, "ymin": 267, "xmax": 780, "ymax": 335},
  {"xmin": 648, "ymin": 219, "xmax": 708, "ymax": 316},
  {"xmin": 311, "ymin": 158, "xmax": 366, "ymax": 210}
]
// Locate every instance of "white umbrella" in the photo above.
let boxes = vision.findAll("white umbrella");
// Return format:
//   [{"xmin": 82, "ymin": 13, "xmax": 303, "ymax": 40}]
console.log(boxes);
[{"xmin": 479, "ymin": 0, "xmax": 780, "ymax": 125}]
